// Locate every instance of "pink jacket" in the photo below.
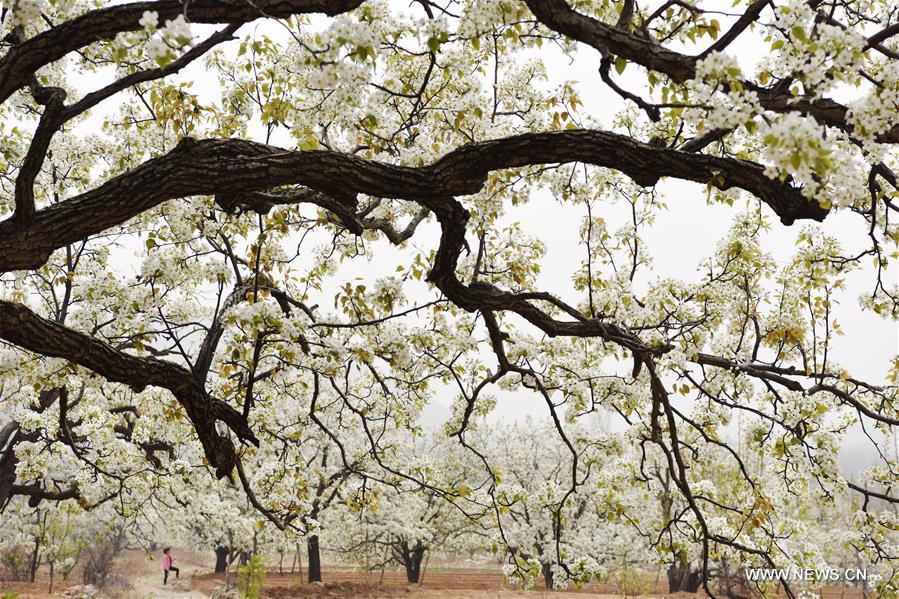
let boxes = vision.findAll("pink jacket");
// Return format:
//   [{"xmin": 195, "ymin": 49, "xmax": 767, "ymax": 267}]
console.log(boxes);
[{"xmin": 163, "ymin": 554, "xmax": 173, "ymax": 570}]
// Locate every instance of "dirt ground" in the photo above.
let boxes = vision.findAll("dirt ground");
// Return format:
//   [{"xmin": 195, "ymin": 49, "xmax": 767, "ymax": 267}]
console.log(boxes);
[
  {"xmin": 192, "ymin": 571, "xmax": 672, "ymax": 599},
  {"xmin": 190, "ymin": 572, "xmax": 865, "ymax": 599},
  {"xmin": 1, "ymin": 550, "xmax": 867, "ymax": 599}
]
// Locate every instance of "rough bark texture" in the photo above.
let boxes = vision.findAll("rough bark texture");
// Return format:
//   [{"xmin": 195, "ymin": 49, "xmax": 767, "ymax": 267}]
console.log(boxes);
[
  {"xmin": 0, "ymin": 131, "xmax": 825, "ymax": 272},
  {"xmin": 523, "ymin": 0, "xmax": 698, "ymax": 82}
]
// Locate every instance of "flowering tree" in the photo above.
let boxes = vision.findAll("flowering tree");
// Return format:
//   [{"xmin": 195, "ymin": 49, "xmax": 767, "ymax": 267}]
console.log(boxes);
[
  {"xmin": 481, "ymin": 420, "xmax": 644, "ymax": 590},
  {"xmin": 327, "ymin": 433, "xmax": 483, "ymax": 583},
  {"xmin": 1, "ymin": 0, "xmax": 898, "ymax": 597}
]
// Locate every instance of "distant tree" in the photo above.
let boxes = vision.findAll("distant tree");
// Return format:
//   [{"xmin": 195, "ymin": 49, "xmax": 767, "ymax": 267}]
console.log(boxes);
[{"xmin": 331, "ymin": 435, "xmax": 481, "ymax": 583}]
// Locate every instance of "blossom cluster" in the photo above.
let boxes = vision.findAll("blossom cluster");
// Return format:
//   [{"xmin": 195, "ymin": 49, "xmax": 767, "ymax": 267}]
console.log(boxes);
[
  {"xmin": 138, "ymin": 11, "xmax": 194, "ymax": 66},
  {"xmin": 684, "ymin": 53, "xmax": 761, "ymax": 136},
  {"xmin": 848, "ymin": 61, "xmax": 899, "ymax": 148},
  {"xmin": 759, "ymin": 114, "xmax": 866, "ymax": 209},
  {"xmin": 761, "ymin": 0, "xmax": 866, "ymax": 94},
  {"xmin": 8, "ymin": 0, "xmax": 43, "ymax": 26}
]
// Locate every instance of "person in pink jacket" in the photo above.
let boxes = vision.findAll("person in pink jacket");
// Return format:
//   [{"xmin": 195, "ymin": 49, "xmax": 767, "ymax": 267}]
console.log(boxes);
[{"xmin": 162, "ymin": 547, "xmax": 180, "ymax": 585}]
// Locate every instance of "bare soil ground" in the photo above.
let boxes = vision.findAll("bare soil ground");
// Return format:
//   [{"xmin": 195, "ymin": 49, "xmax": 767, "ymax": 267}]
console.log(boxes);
[
  {"xmin": 190, "ymin": 571, "xmax": 864, "ymax": 599},
  {"xmin": 2, "ymin": 550, "xmax": 866, "ymax": 599},
  {"xmin": 191, "ymin": 571, "xmax": 684, "ymax": 599}
]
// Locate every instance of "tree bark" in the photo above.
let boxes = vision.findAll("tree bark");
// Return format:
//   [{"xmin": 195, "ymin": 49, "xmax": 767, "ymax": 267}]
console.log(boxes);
[
  {"xmin": 541, "ymin": 561, "xmax": 554, "ymax": 590},
  {"xmin": 29, "ymin": 510, "xmax": 43, "ymax": 584},
  {"xmin": 0, "ymin": 0, "xmax": 367, "ymax": 105},
  {"xmin": 667, "ymin": 556, "xmax": 702, "ymax": 593},
  {"xmin": 0, "ymin": 130, "xmax": 827, "ymax": 274},
  {"xmin": 0, "ymin": 299, "xmax": 257, "ymax": 479},
  {"xmin": 399, "ymin": 541, "xmax": 426, "ymax": 584},
  {"xmin": 214, "ymin": 547, "xmax": 229, "ymax": 573},
  {"xmin": 307, "ymin": 535, "xmax": 321, "ymax": 583}
]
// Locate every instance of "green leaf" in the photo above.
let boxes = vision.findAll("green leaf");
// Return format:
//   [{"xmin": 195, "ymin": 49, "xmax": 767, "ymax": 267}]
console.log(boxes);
[{"xmin": 361, "ymin": 114, "xmax": 379, "ymax": 129}]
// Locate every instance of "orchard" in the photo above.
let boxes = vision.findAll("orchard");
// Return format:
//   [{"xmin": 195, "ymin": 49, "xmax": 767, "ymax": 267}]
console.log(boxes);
[{"xmin": 0, "ymin": 0, "xmax": 897, "ymax": 597}]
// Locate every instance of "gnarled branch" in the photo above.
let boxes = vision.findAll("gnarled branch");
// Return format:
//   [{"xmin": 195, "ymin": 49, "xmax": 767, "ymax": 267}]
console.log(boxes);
[
  {"xmin": 0, "ymin": 300, "xmax": 258, "ymax": 478},
  {"xmin": 0, "ymin": 129, "xmax": 826, "ymax": 272}
]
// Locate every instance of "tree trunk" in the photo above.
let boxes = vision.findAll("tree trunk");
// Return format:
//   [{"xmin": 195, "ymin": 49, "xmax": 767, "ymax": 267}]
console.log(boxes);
[
  {"xmin": 297, "ymin": 542, "xmax": 303, "ymax": 580},
  {"xmin": 214, "ymin": 546, "xmax": 229, "ymax": 573},
  {"xmin": 667, "ymin": 555, "xmax": 702, "ymax": 593},
  {"xmin": 684, "ymin": 570, "xmax": 702, "ymax": 593},
  {"xmin": 667, "ymin": 561, "xmax": 686, "ymax": 593},
  {"xmin": 29, "ymin": 533, "xmax": 40, "ymax": 583},
  {"xmin": 401, "ymin": 541, "xmax": 426, "ymax": 583},
  {"xmin": 307, "ymin": 535, "xmax": 321, "ymax": 583},
  {"xmin": 542, "ymin": 561, "xmax": 554, "ymax": 590}
]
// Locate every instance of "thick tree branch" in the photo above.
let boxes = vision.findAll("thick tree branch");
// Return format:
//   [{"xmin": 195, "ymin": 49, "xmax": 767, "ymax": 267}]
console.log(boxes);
[
  {"xmin": 216, "ymin": 187, "xmax": 429, "ymax": 243},
  {"xmin": 0, "ymin": 300, "xmax": 258, "ymax": 478},
  {"xmin": 523, "ymin": 0, "xmax": 697, "ymax": 82},
  {"xmin": 9, "ymin": 483, "xmax": 79, "ymax": 507},
  {"xmin": 866, "ymin": 22, "xmax": 899, "ymax": 48},
  {"xmin": 522, "ymin": 0, "xmax": 899, "ymax": 143},
  {"xmin": 423, "ymin": 194, "xmax": 660, "ymax": 357},
  {"xmin": 192, "ymin": 281, "xmax": 255, "ymax": 384},
  {"xmin": 13, "ymin": 86, "xmax": 65, "ymax": 226},
  {"xmin": 0, "ymin": 0, "xmax": 365, "ymax": 105},
  {"xmin": 7, "ymin": 25, "xmax": 241, "ymax": 231},
  {"xmin": 0, "ymin": 129, "xmax": 826, "ymax": 272},
  {"xmin": 699, "ymin": 0, "xmax": 771, "ymax": 57},
  {"xmin": 751, "ymin": 90, "xmax": 899, "ymax": 144}
]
